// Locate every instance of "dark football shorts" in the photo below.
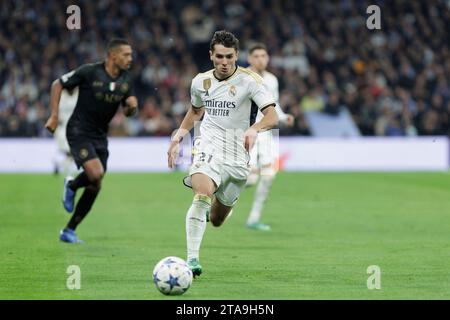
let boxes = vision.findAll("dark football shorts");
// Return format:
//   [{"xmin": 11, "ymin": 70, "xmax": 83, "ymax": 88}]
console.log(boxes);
[{"xmin": 67, "ymin": 137, "xmax": 109, "ymax": 171}]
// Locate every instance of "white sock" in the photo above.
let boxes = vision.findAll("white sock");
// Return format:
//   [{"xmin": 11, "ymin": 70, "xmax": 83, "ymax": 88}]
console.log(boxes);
[
  {"xmin": 247, "ymin": 175, "xmax": 274, "ymax": 225},
  {"xmin": 186, "ymin": 194, "xmax": 211, "ymax": 261}
]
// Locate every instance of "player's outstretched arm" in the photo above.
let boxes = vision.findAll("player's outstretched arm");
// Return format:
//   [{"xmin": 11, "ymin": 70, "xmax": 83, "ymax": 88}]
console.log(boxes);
[
  {"xmin": 244, "ymin": 105, "xmax": 278, "ymax": 152},
  {"xmin": 275, "ymin": 104, "xmax": 295, "ymax": 127},
  {"xmin": 284, "ymin": 114, "xmax": 295, "ymax": 127},
  {"xmin": 44, "ymin": 79, "xmax": 64, "ymax": 134},
  {"xmin": 167, "ymin": 105, "xmax": 205, "ymax": 168},
  {"xmin": 123, "ymin": 96, "xmax": 138, "ymax": 117}
]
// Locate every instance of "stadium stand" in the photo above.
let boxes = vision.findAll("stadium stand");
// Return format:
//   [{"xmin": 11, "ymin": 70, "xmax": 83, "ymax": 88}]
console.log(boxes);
[{"xmin": 0, "ymin": 0, "xmax": 449, "ymax": 137}]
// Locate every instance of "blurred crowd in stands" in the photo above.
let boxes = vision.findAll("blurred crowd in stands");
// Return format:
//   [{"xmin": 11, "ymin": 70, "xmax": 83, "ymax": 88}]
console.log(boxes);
[{"xmin": 0, "ymin": 0, "xmax": 449, "ymax": 137}]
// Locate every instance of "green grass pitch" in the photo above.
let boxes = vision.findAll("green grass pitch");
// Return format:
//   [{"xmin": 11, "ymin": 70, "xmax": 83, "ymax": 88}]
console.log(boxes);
[{"xmin": 1, "ymin": 172, "xmax": 450, "ymax": 299}]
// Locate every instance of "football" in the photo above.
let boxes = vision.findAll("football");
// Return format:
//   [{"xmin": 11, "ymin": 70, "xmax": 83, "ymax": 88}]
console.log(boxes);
[{"xmin": 152, "ymin": 256, "xmax": 193, "ymax": 295}]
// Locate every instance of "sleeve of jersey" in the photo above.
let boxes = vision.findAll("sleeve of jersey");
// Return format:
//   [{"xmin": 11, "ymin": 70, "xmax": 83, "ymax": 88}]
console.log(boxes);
[
  {"xmin": 271, "ymin": 77, "xmax": 280, "ymax": 103},
  {"xmin": 267, "ymin": 78, "xmax": 288, "ymax": 122},
  {"xmin": 59, "ymin": 64, "xmax": 90, "ymax": 89},
  {"xmin": 275, "ymin": 103, "xmax": 289, "ymax": 123},
  {"xmin": 190, "ymin": 77, "xmax": 203, "ymax": 108},
  {"xmin": 249, "ymin": 80, "xmax": 276, "ymax": 111}
]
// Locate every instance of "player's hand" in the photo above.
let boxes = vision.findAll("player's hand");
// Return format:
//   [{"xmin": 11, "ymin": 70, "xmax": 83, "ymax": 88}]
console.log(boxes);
[
  {"xmin": 285, "ymin": 114, "xmax": 295, "ymax": 127},
  {"xmin": 124, "ymin": 96, "xmax": 138, "ymax": 117},
  {"xmin": 167, "ymin": 140, "xmax": 180, "ymax": 169},
  {"xmin": 244, "ymin": 128, "xmax": 258, "ymax": 152},
  {"xmin": 123, "ymin": 105, "xmax": 137, "ymax": 117},
  {"xmin": 44, "ymin": 115, "xmax": 58, "ymax": 134}
]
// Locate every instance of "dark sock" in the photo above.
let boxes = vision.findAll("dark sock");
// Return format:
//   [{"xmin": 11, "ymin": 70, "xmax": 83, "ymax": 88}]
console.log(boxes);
[
  {"xmin": 68, "ymin": 172, "xmax": 90, "ymax": 192},
  {"xmin": 67, "ymin": 187, "xmax": 99, "ymax": 230}
]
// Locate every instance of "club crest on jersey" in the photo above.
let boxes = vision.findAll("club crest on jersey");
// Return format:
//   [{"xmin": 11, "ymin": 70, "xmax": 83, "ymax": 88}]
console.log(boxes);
[
  {"xmin": 79, "ymin": 148, "xmax": 89, "ymax": 159},
  {"xmin": 109, "ymin": 82, "xmax": 116, "ymax": 91},
  {"xmin": 120, "ymin": 83, "xmax": 129, "ymax": 93},
  {"xmin": 228, "ymin": 85, "xmax": 236, "ymax": 97},
  {"xmin": 203, "ymin": 78, "xmax": 211, "ymax": 96}
]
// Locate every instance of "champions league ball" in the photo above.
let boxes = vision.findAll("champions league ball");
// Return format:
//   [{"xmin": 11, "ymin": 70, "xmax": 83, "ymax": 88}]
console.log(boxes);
[{"xmin": 152, "ymin": 256, "xmax": 193, "ymax": 295}]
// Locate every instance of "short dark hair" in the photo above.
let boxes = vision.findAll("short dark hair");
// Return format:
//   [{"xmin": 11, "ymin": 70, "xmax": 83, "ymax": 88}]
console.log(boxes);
[
  {"xmin": 107, "ymin": 38, "xmax": 130, "ymax": 54},
  {"xmin": 210, "ymin": 30, "xmax": 239, "ymax": 52},
  {"xmin": 249, "ymin": 42, "xmax": 267, "ymax": 55}
]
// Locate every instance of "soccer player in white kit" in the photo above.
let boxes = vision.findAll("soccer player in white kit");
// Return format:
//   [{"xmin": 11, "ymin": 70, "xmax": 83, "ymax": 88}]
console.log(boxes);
[
  {"xmin": 245, "ymin": 43, "xmax": 295, "ymax": 231},
  {"xmin": 53, "ymin": 88, "xmax": 78, "ymax": 176},
  {"xmin": 167, "ymin": 31, "xmax": 279, "ymax": 277}
]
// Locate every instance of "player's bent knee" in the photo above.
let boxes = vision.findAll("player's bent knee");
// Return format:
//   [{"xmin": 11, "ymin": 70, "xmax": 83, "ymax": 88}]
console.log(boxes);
[
  {"xmin": 211, "ymin": 221, "xmax": 223, "ymax": 227},
  {"xmin": 194, "ymin": 191, "xmax": 213, "ymax": 200},
  {"xmin": 209, "ymin": 214, "xmax": 224, "ymax": 227},
  {"xmin": 87, "ymin": 169, "xmax": 104, "ymax": 185},
  {"xmin": 192, "ymin": 184, "xmax": 214, "ymax": 198}
]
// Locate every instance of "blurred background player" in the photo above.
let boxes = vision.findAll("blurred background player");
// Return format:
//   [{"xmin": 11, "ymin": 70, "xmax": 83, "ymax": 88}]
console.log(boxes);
[
  {"xmin": 53, "ymin": 88, "xmax": 78, "ymax": 177},
  {"xmin": 45, "ymin": 38, "xmax": 138, "ymax": 243},
  {"xmin": 167, "ymin": 30, "xmax": 278, "ymax": 277},
  {"xmin": 245, "ymin": 43, "xmax": 295, "ymax": 231}
]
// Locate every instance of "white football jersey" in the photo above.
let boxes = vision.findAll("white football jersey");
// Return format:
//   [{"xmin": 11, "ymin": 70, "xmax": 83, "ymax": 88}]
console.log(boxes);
[
  {"xmin": 58, "ymin": 88, "xmax": 78, "ymax": 127},
  {"xmin": 54, "ymin": 88, "xmax": 78, "ymax": 152},
  {"xmin": 255, "ymin": 70, "xmax": 288, "ymax": 123},
  {"xmin": 190, "ymin": 66, "xmax": 276, "ymax": 166}
]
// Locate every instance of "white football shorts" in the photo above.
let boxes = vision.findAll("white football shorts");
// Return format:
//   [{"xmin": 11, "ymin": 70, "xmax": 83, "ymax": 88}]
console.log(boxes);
[
  {"xmin": 249, "ymin": 130, "xmax": 276, "ymax": 176},
  {"xmin": 183, "ymin": 137, "xmax": 250, "ymax": 207}
]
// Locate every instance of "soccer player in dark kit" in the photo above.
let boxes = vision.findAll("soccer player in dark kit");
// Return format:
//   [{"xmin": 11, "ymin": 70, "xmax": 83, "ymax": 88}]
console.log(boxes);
[{"xmin": 45, "ymin": 38, "xmax": 138, "ymax": 243}]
